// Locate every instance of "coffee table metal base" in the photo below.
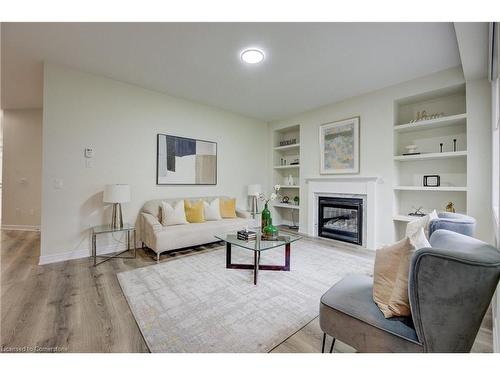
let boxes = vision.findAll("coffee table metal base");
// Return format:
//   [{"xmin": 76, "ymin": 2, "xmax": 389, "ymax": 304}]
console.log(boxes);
[{"xmin": 225, "ymin": 242, "xmax": 291, "ymax": 285}]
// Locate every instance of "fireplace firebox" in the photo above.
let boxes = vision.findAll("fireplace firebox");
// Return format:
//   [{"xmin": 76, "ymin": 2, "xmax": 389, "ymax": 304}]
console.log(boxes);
[{"xmin": 318, "ymin": 196, "xmax": 363, "ymax": 245}]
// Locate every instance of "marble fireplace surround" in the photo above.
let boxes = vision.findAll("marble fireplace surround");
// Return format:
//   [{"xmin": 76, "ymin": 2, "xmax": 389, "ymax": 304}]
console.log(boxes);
[{"xmin": 304, "ymin": 176, "xmax": 379, "ymax": 250}]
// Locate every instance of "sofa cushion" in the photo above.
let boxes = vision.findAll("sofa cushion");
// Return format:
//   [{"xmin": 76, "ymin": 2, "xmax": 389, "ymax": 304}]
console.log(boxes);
[
  {"xmin": 322, "ymin": 274, "xmax": 419, "ymax": 344},
  {"xmin": 220, "ymin": 198, "xmax": 237, "ymax": 218},
  {"xmin": 184, "ymin": 199, "xmax": 205, "ymax": 223},
  {"xmin": 204, "ymin": 198, "xmax": 222, "ymax": 221},
  {"xmin": 161, "ymin": 200, "xmax": 188, "ymax": 226}
]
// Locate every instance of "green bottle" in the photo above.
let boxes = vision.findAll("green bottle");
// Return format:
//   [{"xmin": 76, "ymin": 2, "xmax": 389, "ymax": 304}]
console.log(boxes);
[
  {"xmin": 264, "ymin": 217, "xmax": 279, "ymax": 239},
  {"xmin": 261, "ymin": 202, "xmax": 271, "ymax": 231}
]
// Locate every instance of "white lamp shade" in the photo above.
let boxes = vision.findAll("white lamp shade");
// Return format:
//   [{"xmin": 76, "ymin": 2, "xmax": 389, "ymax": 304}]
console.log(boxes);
[
  {"xmin": 103, "ymin": 184, "xmax": 131, "ymax": 203},
  {"xmin": 247, "ymin": 184, "xmax": 262, "ymax": 196}
]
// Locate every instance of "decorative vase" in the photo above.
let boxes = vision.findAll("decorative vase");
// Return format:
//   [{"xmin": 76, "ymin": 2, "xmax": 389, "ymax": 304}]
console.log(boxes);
[
  {"xmin": 263, "ymin": 217, "xmax": 279, "ymax": 239},
  {"xmin": 288, "ymin": 174, "xmax": 294, "ymax": 186},
  {"xmin": 261, "ymin": 202, "xmax": 271, "ymax": 231}
]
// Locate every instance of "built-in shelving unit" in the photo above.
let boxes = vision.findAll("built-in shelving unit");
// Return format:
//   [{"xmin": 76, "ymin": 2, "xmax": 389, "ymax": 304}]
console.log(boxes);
[
  {"xmin": 273, "ymin": 203, "xmax": 300, "ymax": 210},
  {"xmin": 273, "ymin": 143, "xmax": 301, "ymax": 151},
  {"xmin": 394, "ymin": 113, "xmax": 467, "ymax": 133},
  {"xmin": 393, "ymin": 185, "xmax": 468, "ymax": 192},
  {"xmin": 272, "ymin": 124, "xmax": 301, "ymax": 231},
  {"xmin": 273, "ymin": 164, "xmax": 300, "ymax": 169},
  {"xmin": 393, "ymin": 83, "xmax": 468, "ymax": 240},
  {"xmin": 394, "ymin": 150, "xmax": 467, "ymax": 162}
]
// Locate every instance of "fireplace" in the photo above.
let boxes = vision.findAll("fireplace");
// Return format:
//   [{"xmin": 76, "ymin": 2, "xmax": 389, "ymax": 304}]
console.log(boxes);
[{"xmin": 318, "ymin": 196, "xmax": 363, "ymax": 245}]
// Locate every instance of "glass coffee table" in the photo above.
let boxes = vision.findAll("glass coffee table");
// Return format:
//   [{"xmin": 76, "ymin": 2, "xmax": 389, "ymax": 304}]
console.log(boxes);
[{"xmin": 215, "ymin": 230, "xmax": 302, "ymax": 285}]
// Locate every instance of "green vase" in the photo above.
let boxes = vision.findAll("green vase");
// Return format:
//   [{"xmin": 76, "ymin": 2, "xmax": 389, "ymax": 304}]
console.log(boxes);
[
  {"xmin": 264, "ymin": 218, "xmax": 279, "ymax": 239},
  {"xmin": 261, "ymin": 202, "xmax": 271, "ymax": 231}
]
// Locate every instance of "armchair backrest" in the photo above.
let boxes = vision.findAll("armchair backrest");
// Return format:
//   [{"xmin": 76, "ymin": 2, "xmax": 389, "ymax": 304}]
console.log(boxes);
[{"xmin": 409, "ymin": 229, "xmax": 500, "ymax": 352}]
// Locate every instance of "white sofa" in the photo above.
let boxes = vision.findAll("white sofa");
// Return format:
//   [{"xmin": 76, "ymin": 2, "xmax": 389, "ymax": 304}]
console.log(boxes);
[{"xmin": 140, "ymin": 196, "xmax": 253, "ymax": 262}]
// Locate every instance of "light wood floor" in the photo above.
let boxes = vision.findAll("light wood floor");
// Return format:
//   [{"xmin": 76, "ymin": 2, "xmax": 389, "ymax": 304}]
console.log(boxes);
[{"xmin": 0, "ymin": 230, "xmax": 493, "ymax": 353}]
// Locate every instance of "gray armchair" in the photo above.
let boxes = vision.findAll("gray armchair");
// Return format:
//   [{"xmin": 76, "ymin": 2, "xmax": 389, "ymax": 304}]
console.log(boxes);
[
  {"xmin": 319, "ymin": 229, "xmax": 500, "ymax": 353},
  {"xmin": 429, "ymin": 212, "xmax": 476, "ymax": 238}
]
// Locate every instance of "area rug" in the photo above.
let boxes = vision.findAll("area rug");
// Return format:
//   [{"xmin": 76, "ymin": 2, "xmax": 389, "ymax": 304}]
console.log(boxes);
[{"xmin": 117, "ymin": 239, "xmax": 373, "ymax": 352}]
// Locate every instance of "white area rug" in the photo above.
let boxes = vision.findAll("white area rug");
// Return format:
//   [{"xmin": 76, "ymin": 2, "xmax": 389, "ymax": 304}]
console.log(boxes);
[{"xmin": 118, "ymin": 239, "xmax": 373, "ymax": 352}]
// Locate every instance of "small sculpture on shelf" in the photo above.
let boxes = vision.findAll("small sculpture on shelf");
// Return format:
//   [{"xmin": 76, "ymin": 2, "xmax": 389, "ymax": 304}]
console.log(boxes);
[
  {"xmin": 410, "ymin": 110, "xmax": 445, "ymax": 123},
  {"xmin": 408, "ymin": 206, "xmax": 426, "ymax": 217},
  {"xmin": 293, "ymin": 196, "xmax": 300, "ymax": 206},
  {"xmin": 445, "ymin": 201, "xmax": 456, "ymax": 213},
  {"xmin": 404, "ymin": 144, "xmax": 419, "ymax": 156}
]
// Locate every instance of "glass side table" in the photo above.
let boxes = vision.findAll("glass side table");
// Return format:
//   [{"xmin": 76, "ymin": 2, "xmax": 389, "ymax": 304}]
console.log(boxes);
[{"xmin": 91, "ymin": 223, "xmax": 136, "ymax": 266}]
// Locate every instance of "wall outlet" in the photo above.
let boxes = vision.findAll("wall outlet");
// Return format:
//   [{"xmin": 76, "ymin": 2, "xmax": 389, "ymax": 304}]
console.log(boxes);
[{"xmin": 85, "ymin": 159, "xmax": 93, "ymax": 168}]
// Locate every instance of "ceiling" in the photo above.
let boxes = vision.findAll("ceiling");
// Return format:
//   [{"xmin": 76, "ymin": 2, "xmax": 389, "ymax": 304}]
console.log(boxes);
[{"xmin": 1, "ymin": 23, "xmax": 461, "ymax": 121}]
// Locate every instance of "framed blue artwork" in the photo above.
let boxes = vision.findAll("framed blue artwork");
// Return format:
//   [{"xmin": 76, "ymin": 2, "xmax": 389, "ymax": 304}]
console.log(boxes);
[{"xmin": 156, "ymin": 134, "xmax": 217, "ymax": 185}]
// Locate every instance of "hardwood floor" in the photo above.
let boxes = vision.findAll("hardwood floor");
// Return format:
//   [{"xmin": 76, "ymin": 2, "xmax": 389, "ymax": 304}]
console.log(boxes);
[{"xmin": 0, "ymin": 230, "xmax": 493, "ymax": 353}]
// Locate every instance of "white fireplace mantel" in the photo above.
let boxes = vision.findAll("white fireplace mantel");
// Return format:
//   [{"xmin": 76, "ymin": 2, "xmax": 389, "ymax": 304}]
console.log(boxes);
[{"xmin": 305, "ymin": 176, "xmax": 379, "ymax": 250}]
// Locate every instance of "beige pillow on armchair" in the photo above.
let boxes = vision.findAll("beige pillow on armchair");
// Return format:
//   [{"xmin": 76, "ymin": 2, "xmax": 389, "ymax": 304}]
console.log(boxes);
[{"xmin": 373, "ymin": 237, "xmax": 415, "ymax": 318}]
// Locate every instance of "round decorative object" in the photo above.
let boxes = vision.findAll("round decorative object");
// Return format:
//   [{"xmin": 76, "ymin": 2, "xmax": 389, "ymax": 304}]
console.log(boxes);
[
  {"xmin": 263, "ymin": 218, "xmax": 279, "ymax": 240},
  {"xmin": 405, "ymin": 144, "xmax": 418, "ymax": 154},
  {"xmin": 282, "ymin": 196, "xmax": 289, "ymax": 203}
]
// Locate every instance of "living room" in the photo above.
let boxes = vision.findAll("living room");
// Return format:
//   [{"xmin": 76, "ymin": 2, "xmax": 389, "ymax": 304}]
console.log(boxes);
[{"xmin": 1, "ymin": 1, "xmax": 500, "ymax": 373}]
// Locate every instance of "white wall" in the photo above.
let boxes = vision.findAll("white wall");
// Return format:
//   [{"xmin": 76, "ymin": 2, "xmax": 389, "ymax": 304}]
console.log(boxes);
[
  {"xmin": 41, "ymin": 64, "xmax": 267, "ymax": 263},
  {"xmin": 466, "ymin": 79, "xmax": 494, "ymax": 244},
  {"xmin": 1, "ymin": 109, "xmax": 42, "ymax": 230},
  {"xmin": 269, "ymin": 67, "xmax": 494, "ymax": 247}
]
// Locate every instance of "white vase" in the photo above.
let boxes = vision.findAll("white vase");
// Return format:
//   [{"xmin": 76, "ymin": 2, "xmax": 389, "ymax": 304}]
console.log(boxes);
[{"xmin": 288, "ymin": 175, "xmax": 294, "ymax": 186}]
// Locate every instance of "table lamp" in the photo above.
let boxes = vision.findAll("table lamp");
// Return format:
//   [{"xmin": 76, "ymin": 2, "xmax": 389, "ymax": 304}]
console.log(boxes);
[
  {"xmin": 103, "ymin": 184, "xmax": 130, "ymax": 229},
  {"xmin": 247, "ymin": 184, "xmax": 261, "ymax": 218}
]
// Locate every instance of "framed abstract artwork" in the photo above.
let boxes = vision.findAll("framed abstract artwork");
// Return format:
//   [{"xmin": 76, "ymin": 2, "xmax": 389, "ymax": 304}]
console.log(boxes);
[
  {"xmin": 319, "ymin": 117, "xmax": 360, "ymax": 174},
  {"xmin": 156, "ymin": 134, "xmax": 217, "ymax": 185}
]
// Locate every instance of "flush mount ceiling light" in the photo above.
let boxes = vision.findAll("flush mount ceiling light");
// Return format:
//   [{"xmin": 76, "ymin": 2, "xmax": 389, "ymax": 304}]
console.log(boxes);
[{"xmin": 240, "ymin": 48, "xmax": 265, "ymax": 64}]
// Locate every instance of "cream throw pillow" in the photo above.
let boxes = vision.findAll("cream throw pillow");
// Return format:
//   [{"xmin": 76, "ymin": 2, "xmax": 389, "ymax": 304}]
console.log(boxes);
[
  {"xmin": 406, "ymin": 209, "xmax": 438, "ymax": 239},
  {"xmin": 161, "ymin": 200, "xmax": 188, "ymax": 226},
  {"xmin": 204, "ymin": 198, "xmax": 222, "ymax": 221},
  {"xmin": 373, "ymin": 237, "xmax": 416, "ymax": 318}
]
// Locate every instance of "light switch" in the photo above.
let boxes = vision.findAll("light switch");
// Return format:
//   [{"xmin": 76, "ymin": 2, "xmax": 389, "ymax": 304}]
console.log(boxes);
[{"xmin": 53, "ymin": 179, "xmax": 63, "ymax": 190}]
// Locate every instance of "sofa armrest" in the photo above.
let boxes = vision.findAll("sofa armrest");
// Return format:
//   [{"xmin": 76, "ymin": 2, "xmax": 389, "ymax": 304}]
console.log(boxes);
[
  {"xmin": 236, "ymin": 209, "xmax": 252, "ymax": 219},
  {"xmin": 141, "ymin": 212, "xmax": 162, "ymax": 250},
  {"xmin": 142, "ymin": 212, "xmax": 162, "ymax": 231}
]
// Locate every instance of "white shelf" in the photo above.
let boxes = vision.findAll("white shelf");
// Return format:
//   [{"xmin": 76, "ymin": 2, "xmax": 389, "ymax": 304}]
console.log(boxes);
[
  {"xmin": 279, "ymin": 185, "xmax": 300, "ymax": 189},
  {"xmin": 393, "ymin": 150, "xmax": 467, "ymax": 161},
  {"xmin": 394, "ymin": 113, "xmax": 467, "ymax": 133},
  {"xmin": 273, "ymin": 203, "xmax": 300, "ymax": 210},
  {"xmin": 274, "ymin": 164, "xmax": 300, "ymax": 170},
  {"xmin": 274, "ymin": 143, "xmax": 300, "ymax": 151},
  {"xmin": 393, "ymin": 215, "xmax": 418, "ymax": 222},
  {"xmin": 393, "ymin": 185, "xmax": 467, "ymax": 192}
]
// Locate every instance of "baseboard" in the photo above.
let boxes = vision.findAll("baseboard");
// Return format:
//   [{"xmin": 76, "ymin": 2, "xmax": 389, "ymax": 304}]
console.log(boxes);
[
  {"xmin": 1, "ymin": 224, "xmax": 40, "ymax": 232},
  {"xmin": 38, "ymin": 243, "xmax": 134, "ymax": 265},
  {"xmin": 38, "ymin": 248, "xmax": 90, "ymax": 265}
]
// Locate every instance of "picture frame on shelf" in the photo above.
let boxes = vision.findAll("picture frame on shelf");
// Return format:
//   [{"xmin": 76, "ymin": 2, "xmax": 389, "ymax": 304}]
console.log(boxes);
[
  {"xmin": 319, "ymin": 116, "xmax": 360, "ymax": 174},
  {"xmin": 423, "ymin": 175, "xmax": 440, "ymax": 187}
]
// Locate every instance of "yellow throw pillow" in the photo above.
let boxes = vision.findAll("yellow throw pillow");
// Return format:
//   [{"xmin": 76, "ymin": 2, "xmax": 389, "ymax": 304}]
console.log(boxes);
[
  {"xmin": 219, "ymin": 198, "xmax": 237, "ymax": 218},
  {"xmin": 184, "ymin": 199, "xmax": 205, "ymax": 223},
  {"xmin": 373, "ymin": 237, "xmax": 415, "ymax": 318}
]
